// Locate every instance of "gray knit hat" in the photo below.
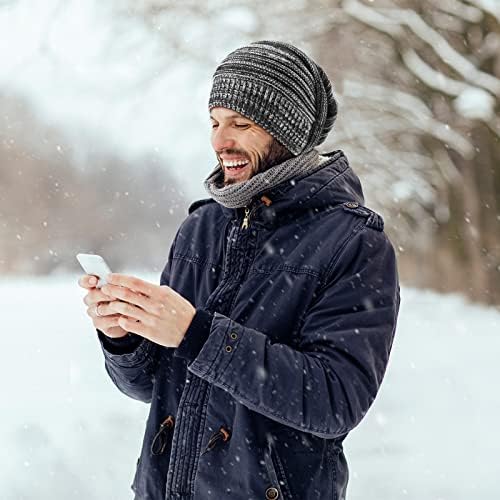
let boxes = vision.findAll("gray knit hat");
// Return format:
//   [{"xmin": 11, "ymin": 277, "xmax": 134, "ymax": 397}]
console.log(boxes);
[{"xmin": 208, "ymin": 40, "xmax": 337, "ymax": 156}]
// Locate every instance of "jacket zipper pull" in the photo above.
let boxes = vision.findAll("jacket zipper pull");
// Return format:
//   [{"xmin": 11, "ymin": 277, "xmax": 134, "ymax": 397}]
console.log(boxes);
[
  {"xmin": 201, "ymin": 426, "xmax": 231, "ymax": 456},
  {"xmin": 241, "ymin": 207, "xmax": 250, "ymax": 230},
  {"xmin": 150, "ymin": 415, "xmax": 175, "ymax": 456}
]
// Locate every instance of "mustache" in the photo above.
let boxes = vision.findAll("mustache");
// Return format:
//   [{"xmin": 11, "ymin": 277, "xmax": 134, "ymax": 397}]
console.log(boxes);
[{"xmin": 215, "ymin": 148, "xmax": 247, "ymax": 156}]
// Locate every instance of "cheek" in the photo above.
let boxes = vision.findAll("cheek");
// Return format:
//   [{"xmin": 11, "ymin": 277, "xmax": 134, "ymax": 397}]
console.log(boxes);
[
  {"xmin": 244, "ymin": 131, "xmax": 271, "ymax": 159},
  {"xmin": 210, "ymin": 132, "xmax": 218, "ymax": 150}
]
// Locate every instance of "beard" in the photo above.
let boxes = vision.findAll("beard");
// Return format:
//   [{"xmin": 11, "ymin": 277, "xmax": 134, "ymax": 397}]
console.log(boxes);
[
  {"xmin": 217, "ymin": 139, "xmax": 294, "ymax": 187},
  {"xmin": 259, "ymin": 138, "xmax": 295, "ymax": 173}
]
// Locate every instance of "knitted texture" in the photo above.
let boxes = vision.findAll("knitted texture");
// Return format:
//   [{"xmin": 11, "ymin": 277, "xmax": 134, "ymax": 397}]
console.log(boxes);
[
  {"xmin": 208, "ymin": 40, "xmax": 337, "ymax": 155},
  {"xmin": 204, "ymin": 149, "xmax": 330, "ymax": 208}
]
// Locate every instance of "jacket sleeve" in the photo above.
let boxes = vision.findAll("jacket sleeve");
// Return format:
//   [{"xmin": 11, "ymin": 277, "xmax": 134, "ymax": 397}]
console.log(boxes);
[
  {"xmin": 175, "ymin": 226, "xmax": 400, "ymax": 439},
  {"xmin": 96, "ymin": 235, "xmax": 178, "ymax": 403}
]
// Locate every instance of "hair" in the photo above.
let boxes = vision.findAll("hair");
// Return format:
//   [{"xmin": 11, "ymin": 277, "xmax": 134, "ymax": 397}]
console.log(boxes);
[{"xmin": 258, "ymin": 138, "xmax": 295, "ymax": 174}]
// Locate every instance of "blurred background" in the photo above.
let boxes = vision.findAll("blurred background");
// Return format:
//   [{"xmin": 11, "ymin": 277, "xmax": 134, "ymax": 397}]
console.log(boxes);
[{"xmin": 1, "ymin": 0, "xmax": 499, "ymax": 499}]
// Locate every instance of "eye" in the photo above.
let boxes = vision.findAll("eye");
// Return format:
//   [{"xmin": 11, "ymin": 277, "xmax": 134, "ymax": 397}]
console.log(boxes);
[
  {"xmin": 211, "ymin": 123, "xmax": 218, "ymax": 129},
  {"xmin": 235, "ymin": 123, "xmax": 250, "ymax": 129}
]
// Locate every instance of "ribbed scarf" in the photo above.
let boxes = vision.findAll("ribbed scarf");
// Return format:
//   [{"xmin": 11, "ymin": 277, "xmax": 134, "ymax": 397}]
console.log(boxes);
[{"xmin": 203, "ymin": 149, "xmax": 328, "ymax": 208}]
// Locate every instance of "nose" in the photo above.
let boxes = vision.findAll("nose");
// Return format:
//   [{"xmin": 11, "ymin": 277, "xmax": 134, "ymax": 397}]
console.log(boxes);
[{"xmin": 212, "ymin": 124, "xmax": 236, "ymax": 152}]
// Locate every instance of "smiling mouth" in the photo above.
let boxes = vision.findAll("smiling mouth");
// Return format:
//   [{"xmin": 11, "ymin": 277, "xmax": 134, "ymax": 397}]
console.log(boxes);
[
  {"xmin": 222, "ymin": 158, "xmax": 250, "ymax": 175},
  {"xmin": 226, "ymin": 163, "xmax": 248, "ymax": 171}
]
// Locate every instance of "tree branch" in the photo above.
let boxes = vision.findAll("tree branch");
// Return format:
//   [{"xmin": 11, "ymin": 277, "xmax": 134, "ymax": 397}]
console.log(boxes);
[
  {"xmin": 466, "ymin": 0, "xmax": 500, "ymax": 23},
  {"xmin": 342, "ymin": 0, "xmax": 500, "ymax": 96},
  {"xmin": 402, "ymin": 48, "xmax": 469, "ymax": 96},
  {"xmin": 436, "ymin": 0, "xmax": 483, "ymax": 23},
  {"xmin": 342, "ymin": 78, "xmax": 474, "ymax": 158}
]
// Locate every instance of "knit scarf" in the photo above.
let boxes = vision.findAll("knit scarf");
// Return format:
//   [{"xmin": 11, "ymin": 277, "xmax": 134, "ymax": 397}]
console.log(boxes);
[{"xmin": 203, "ymin": 149, "xmax": 328, "ymax": 208}]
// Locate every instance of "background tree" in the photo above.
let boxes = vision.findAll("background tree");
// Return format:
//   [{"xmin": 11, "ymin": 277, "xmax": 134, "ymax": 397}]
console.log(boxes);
[{"xmin": 1, "ymin": 0, "xmax": 498, "ymax": 304}]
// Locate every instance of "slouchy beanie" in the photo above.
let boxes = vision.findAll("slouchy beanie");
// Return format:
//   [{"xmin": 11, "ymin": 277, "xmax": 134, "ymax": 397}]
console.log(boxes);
[{"xmin": 208, "ymin": 40, "xmax": 337, "ymax": 155}]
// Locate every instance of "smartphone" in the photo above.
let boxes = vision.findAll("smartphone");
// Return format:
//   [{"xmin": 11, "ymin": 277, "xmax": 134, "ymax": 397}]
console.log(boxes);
[{"xmin": 76, "ymin": 253, "xmax": 113, "ymax": 289}]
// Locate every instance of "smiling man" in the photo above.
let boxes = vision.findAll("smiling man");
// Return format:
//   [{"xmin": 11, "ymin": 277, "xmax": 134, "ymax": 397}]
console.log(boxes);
[
  {"xmin": 210, "ymin": 108, "xmax": 294, "ymax": 186},
  {"xmin": 79, "ymin": 40, "xmax": 400, "ymax": 500}
]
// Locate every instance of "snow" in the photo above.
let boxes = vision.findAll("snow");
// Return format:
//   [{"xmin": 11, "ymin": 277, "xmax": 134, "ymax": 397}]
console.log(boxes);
[
  {"xmin": 1, "ymin": 276, "xmax": 499, "ymax": 499},
  {"xmin": 1, "ymin": 1, "xmax": 499, "ymax": 498},
  {"xmin": 0, "ymin": 0, "xmax": 215, "ymax": 200}
]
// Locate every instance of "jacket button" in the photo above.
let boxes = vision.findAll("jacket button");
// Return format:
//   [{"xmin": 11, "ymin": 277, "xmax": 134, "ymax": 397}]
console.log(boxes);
[
  {"xmin": 230, "ymin": 332, "xmax": 238, "ymax": 340},
  {"xmin": 225, "ymin": 345, "xmax": 232, "ymax": 352},
  {"xmin": 344, "ymin": 201, "xmax": 359, "ymax": 208},
  {"xmin": 265, "ymin": 487, "xmax": 279, "ymax": 499}
]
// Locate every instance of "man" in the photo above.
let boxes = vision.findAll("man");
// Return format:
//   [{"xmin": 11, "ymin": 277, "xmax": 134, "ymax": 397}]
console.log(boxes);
[{"xmin": 79, "ymin": 40, "xmax": 400, "ymax": 500}]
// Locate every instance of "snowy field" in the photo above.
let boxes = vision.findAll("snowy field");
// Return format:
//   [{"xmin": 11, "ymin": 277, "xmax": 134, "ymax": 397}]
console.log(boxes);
[{"xmin": 1, "ymin": 275, "xmax": 499, "ymax": 500}]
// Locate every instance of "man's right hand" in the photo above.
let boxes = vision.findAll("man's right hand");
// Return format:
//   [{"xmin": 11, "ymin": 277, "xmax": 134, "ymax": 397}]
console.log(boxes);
[{"xmin": 78, "ymin": 274, "xmax": 128, "ymax": 339}]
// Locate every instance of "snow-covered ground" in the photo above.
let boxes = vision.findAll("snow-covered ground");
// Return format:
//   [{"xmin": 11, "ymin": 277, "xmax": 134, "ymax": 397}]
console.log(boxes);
[{"xmin": 1, "ymin": 275, "xmax": 498, "ymax": 499}]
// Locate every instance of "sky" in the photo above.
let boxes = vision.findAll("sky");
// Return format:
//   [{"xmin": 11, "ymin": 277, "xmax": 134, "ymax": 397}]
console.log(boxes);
[{"xmin": 1, "ymin": 276, "xmax": 499, "ymax": 499}]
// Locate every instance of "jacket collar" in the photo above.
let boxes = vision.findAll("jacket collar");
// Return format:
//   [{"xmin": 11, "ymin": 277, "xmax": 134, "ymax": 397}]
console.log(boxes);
[{"xmin": 216, "ymin": 150, "xmax": 365, "ymax": 228}]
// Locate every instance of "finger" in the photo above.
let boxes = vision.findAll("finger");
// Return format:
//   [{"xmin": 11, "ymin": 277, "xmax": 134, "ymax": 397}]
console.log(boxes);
[
  {"xmin": 87, "ymin": 304, "xmax": 111, "ymax": 319},
  {"xmin": 78, "ymin": 275, "xmax": 99, "ymax": 289},
  {"xmin": 118, "ymin": 316, "xmax": 150, "ymax": 336},
  {"xmin": 86, "ymin": 300, "xmax": 121, "ymax": 318},
  {"xmin": 107, "ymin": 300, "xmax": 150, "ymax": 323},
  {"xmin": 101, "ymin": 284, "xmax": 156, "ymax": 312},
  {"xmin": 106, "ymin": 273, "xmax": 157, "ymax": 298},
  {"xmin": 83, "ymin": 289, "xmax": 116, "ymax": 307},
  {"xmin": 94, "ymin": 314, "xmax": 123, "ymax": 330}
]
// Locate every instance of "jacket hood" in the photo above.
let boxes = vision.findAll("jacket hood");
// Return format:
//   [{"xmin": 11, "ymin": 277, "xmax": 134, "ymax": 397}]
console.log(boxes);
[{"xmin": 217, "ymin": 150, "xmax": 366, "ymax": 227}]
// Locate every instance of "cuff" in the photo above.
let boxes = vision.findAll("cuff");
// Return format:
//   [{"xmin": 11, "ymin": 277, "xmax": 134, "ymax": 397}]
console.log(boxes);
[
  {"xmin": 97, "ymin": 329, "xmax": 143, "ymax": 355},
  {"xmin": 174, "ymin": 308, "xmax": 214, "ymax": 362}
]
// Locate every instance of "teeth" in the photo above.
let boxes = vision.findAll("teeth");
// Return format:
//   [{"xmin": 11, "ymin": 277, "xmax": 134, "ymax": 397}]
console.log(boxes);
[{"xmin": 223, "ymin": 159, "xmax": 248, "ymax": 167}]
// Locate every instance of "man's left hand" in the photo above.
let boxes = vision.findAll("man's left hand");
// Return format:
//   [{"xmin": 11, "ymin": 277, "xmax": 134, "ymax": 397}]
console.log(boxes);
[{"xmin": 100, "ymin": 273, "xmax": 196, "ymax": 348}]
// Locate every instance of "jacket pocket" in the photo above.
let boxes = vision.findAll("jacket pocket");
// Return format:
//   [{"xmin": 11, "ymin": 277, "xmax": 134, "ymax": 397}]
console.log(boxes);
[
  {"xmin": 263, "ymin": 439, "xmax": 294, "ymax": 499},
  {"xmin": 262, "ymin": 430, "xmax": 336, "ymax": 500}
]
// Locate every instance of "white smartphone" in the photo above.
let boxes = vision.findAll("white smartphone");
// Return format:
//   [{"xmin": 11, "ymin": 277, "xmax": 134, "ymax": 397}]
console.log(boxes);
[{"xmin": 76, "ymin": 253, "xmax": 113, "ymax": 288}]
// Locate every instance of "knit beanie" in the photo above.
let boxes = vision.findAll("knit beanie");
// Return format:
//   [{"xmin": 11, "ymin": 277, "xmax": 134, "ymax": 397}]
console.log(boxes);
[{"xmin": 208, "ymin": 40, "xmax": 337, "ymax": 156}]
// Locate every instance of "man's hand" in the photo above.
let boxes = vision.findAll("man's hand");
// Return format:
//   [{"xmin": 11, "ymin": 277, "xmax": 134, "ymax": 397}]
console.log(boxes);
[
  {"xmin": 97, "ymin": 273, "xmax": 196, "ymax": 348},
  {"xmin": 78, "ymin": 274, "xmax": 128, "ymax": 339}
]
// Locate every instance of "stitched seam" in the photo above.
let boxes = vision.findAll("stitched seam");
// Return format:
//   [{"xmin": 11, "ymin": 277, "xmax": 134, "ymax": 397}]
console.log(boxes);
[
  {"xmin": 212, "ymin": 377, "xmax": 347, "ymax": 436},
  {"xmin": 322, "ymin": 222, "xmax": 366, "ymax": 285},
  {"xmin": 330, "ymin": 442, "xmax": 338, "ymax": 500},
  {"xmin": 227, "ymin": 230, "xmax": 260, "ymax": 313},
  {"xmin": 105, "ymin": 340, "xmax": 154, "ymax": 369},
  {"xmin": 303, "ymin": 159, "xmax": 350, "ymax": 201},
  {"xmin": 250, "ymin": 266, "xmax": 321, "ymax": 278},
  {"xmin": 272, "ymin": 446, "xmax": 294, "ymax": 499},
  {"xmin": 172, "ymin": 253, "xmax": 222, "ymax": 270},
  {"xmin": 188, "ymin": 384, "xmax": 212, "ymax": 494},
  {"xmin": 196, "ymin": 316, "xmax": 232, "ymax": 379}
]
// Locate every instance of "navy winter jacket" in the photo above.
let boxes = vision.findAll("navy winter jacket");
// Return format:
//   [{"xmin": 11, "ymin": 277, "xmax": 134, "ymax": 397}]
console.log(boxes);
[{"xmin": 97, "ymin": 150, "xmax": 400, "ymax": 499}]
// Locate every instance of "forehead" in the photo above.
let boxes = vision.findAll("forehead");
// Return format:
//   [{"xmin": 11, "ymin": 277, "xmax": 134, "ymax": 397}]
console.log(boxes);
[{"xmin": 209, "ymin": 107, "xmax": 252, "ymax": 121}]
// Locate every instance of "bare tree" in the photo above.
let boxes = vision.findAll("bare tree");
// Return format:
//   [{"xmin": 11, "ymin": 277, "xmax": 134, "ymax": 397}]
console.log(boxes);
[
  {"xmin": 326, "ymin": 0, "xmax": 500, "ymax": 303},
  {"xmin": 2, "ymin": 0, "xmax": 499, "ymax": 302}
]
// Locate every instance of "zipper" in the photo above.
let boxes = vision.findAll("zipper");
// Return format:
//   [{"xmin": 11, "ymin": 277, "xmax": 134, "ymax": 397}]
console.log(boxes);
[
  {"xmin": 240, "ymin": 202, "xmax": 261, "ymax": 230},
  {"xmin": 240, "ymin": 194, "xmax": 274, "ymax": 230},
  {"xmin": 241, "ymin": 207, "xmax": 251, "ymax": 229}
]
